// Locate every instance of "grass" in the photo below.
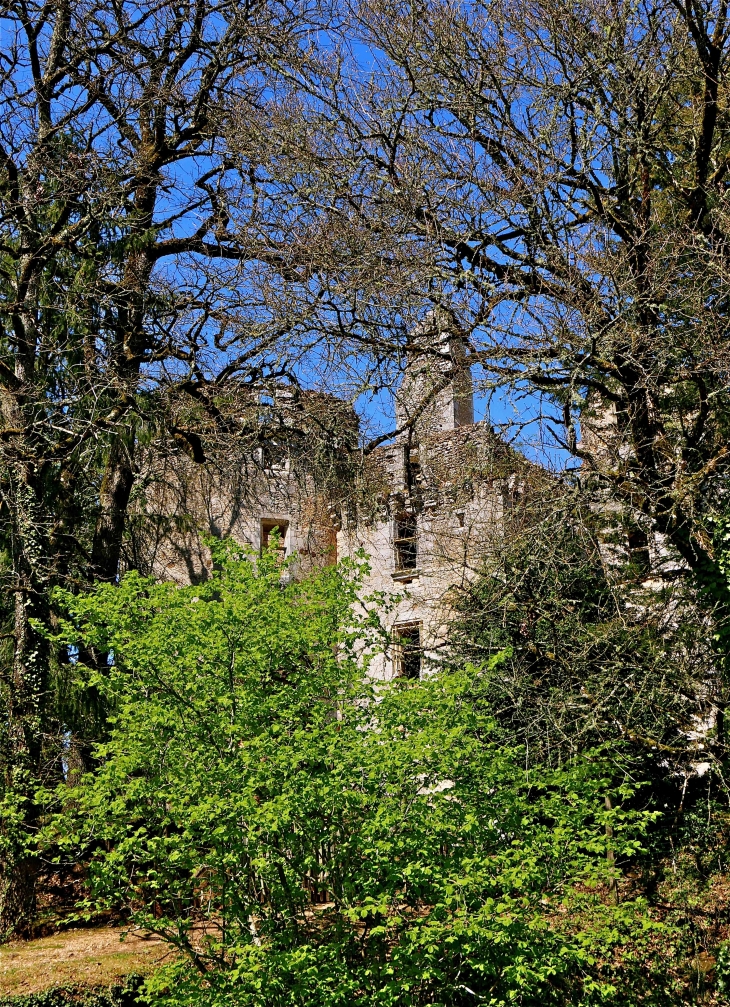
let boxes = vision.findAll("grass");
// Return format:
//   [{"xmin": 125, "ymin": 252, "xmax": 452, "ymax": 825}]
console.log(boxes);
[{"xmin": 0, "ymin": 927, "xmax": 172, "ymax": 998}]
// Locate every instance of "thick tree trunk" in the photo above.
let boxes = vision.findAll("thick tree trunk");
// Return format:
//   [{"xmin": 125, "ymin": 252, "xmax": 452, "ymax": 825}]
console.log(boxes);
[
  {"xmin": 0, "ymin": 476, "xmax": 50, "ymax": 938},
  {"xmin": 0, "ymin": 852, "xmax": 38, "ymax": 940},
  {"xmin": 75, "ymin": 431, "xmax": 137, "ymax": 758},
  {"xmin": 91, "ymin": 432, "xmax": 136, "ymax": 583}
]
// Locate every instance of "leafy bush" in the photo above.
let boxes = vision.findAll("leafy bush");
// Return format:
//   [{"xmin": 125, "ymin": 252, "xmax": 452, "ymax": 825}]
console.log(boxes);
[
  {"xmin": 0, "ymin": 977, "xmax": 144, "ymax": 1007},
  {"xmin": 48, "ymin": 542, "xmax": 671, "ymax": 1006},
  {"xmin": 449, "ymin": 496, "xmax": 714, "ymax": 775}
]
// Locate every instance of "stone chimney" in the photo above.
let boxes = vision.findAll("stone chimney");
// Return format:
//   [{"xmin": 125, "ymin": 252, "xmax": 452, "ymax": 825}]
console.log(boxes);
[{"xmin": 395, "ymin": 313, "xmax": 474, "ymax": 438}]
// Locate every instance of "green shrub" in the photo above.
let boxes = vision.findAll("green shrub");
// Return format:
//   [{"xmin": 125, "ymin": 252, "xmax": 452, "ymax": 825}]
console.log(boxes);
[
  {"xmin": 47, "ymin": 543, "xmax": 671, "ymax": 1006},
  {"xmin": 0, "ymin": 977, "xmax": 144, "ymax": 1007}
]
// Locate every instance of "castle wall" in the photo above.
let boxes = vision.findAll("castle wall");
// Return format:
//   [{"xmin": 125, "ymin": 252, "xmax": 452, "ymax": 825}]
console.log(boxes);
[
  {"xmin": 130, "ymin": 352, "xmax": 531, "ymax": 683},
  {"xmin": 128, "ymin": 450, "xmax": 337, "ymax": 584},
  {"xmin": 338, "ymin": 424, "xmax": 510, "ymax": 679}
]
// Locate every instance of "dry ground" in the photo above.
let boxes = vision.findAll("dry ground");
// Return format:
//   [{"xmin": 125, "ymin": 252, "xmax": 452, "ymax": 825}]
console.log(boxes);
[{"xmin": 0, "ymin": 927, "xmax": 173, "ymax": 997}]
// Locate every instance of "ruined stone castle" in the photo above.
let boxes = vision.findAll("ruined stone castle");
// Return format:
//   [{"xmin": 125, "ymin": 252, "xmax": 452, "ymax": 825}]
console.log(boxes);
[{"xmin": 136, "ymin": 331, "xmax": 532, "ymax": 680}]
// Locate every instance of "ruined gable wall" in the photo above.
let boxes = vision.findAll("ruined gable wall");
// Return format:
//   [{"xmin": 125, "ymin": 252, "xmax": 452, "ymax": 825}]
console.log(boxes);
[
  {"xmin": 124, "ymin": 385, "xmax": 353, "ymax": 583},
  {"xmin": 126, "ymin": 436, "xmax": 341, "ymax": 585},
  {"xmin": 128, "ymin": 448, "xmax": 338, "ymax": 584}
]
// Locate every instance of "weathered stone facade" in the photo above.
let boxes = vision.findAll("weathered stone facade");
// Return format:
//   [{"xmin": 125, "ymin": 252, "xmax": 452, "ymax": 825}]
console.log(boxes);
[
  {"xmin": 338, "ymin": 423, "xmax": 517, "ymax": 679},
  {"xmin": 135, "ymin": 340, "xmax": 529, "ymax": 680},
  {"xmin": 129, "ymin": 387, "xmax": 353, "ymax": 584},
  {"xmin": 133, "ymin": 451, "xmax": 338, "ymax": 585}
]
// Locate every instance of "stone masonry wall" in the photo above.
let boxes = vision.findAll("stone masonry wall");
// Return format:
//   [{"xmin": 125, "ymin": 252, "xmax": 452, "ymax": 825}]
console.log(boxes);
[
  {"xmin": 130, "ymin": 346, "xmax": 533, "ymax": 682},
  {"xmin": 338, "ymin": 423, "xmax": 517, "ymax": 679}
]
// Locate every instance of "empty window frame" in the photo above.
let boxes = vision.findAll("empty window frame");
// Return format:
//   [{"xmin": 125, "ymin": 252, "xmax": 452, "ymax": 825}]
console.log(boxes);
[
  {"xmin": 256, "ymin": 440, "xmax": 290, "ymax": 474},
  {"xmin": 405, "ymin": 445, "xmax": 422, "ymax": 490},
  {"xmin": 394, "ymin": 513, "xmax": 418, "ymax": 570},
  {"xmin": 627, "ymin": 528, "xmax": 650, "ymax": 571},
  {"xmin": 392, "ymin": 622, "xmax": 422, "ymax": 680},
  {"xmin": 261, "ymin": 518, "xmax": 289, "ymax": 557}
]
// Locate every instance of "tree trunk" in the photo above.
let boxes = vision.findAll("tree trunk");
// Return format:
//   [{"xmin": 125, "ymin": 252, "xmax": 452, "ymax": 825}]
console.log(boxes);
[
  {"xmin": 91, "ymin": 431, "xmax": 136, "ymax": 583},
  {"xmin": 0, "ymin": 475, "xmax": 50, "ymax": 938},
  {"xmin": 0, "ymin": 853, "xmax": 38, "ymax": 940}
]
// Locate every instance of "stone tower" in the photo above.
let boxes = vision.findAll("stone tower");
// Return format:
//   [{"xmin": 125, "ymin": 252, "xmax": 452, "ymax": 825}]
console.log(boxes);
[{"xmin": 395, "ymin": 314, "xmax": 474, "ymax": 438}]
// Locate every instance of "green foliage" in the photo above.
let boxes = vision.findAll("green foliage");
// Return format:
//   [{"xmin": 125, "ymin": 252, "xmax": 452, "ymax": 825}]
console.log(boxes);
[
  {"xmin": 449, "ymin": 495, "xmax": 715, "ymax": 775},
  {"xmin": 46, "ymin": 543, "xmax": 669, "ymax": 1006},
  {"xmin": 717, "ymin": 942, "xmax": 730, "ymax": 994},
  {"xmin": 449, "ymin": 497, "xmax": 730, "ymax": 1001},
  {"xmin": 0, "ymin": 977, "xmax": 144, "ymax": 1007}
]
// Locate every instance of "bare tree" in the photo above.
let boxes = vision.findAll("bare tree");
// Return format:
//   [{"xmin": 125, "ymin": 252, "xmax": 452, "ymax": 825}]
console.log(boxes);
[
  {"xmin": 0, "ymin": 0, "xmax": 393, "ymax": 935},
  {"xmin": 268, "ymin": 0, "xmax": 730, "ymax": 617}
]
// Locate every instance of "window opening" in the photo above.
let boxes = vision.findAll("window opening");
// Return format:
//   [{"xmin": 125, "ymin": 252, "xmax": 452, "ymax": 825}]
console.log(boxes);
[
  {"xmin": 405, "ymin": 445, "xmax": 422, "ymax": 490},
  {"xmin": 393, "ymin": 623, "xmax": 422, "ymax": 680},
  {"xmin": 627, "ymin": 528, "xmax": 650, "ymax": 571},
  {"xmin": 257, "ymin": 439, "xmax": 289, "ymax": 473},
  {"xmin": 394, "ymin": 514, "xmax": 418, "ymax": 570},
  {"xmin": 261, "ymin": 519, "xmax": 289, "ymax": 557}
]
